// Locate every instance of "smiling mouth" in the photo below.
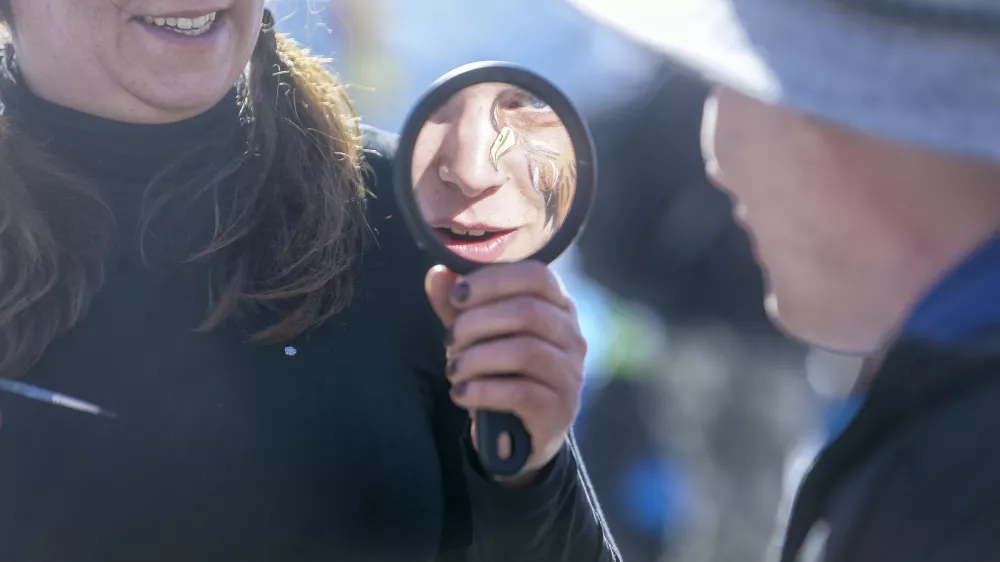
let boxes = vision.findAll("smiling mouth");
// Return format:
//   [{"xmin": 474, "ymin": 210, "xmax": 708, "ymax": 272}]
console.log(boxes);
[{"xmin": 135, "ymin": 11, "xmax": 219, "ymax": 36}]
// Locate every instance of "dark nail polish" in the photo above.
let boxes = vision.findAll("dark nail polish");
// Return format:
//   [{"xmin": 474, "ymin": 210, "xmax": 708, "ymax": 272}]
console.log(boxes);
[
  {"xmin": 451, "ymin": 281, "xmax": 470, "ymax": 304},
  {"xmin": 446, "ymin": 358, "xmax": 459, "ymax": 375},
  {"xmin": 443, "ymin": 326, "xmax": 454, "ymax": 346},
  {"xmin": 452, "ymin": 383, "xmax": 468, "ymax": 397}
]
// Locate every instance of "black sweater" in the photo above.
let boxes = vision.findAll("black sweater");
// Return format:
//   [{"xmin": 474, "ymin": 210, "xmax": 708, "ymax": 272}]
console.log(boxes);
[{"xmin": 0, "ymin": 85, "xmax": 619, "ymax": 562}]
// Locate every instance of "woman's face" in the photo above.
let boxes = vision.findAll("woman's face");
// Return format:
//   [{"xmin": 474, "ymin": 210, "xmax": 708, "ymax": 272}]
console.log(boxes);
[
  {"xmin": 4, "ymin": 0, "xmax": 265, "ymax": 123},
  {"xmin": 412, "ymin": 82, "xmax": 575, "ymax": 263}
]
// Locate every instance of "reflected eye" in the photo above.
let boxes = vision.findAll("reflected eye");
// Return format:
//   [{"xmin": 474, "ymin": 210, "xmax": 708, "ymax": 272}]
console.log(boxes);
[
  {"xmin": 497, "ymin": 88, "xmax": 561, "ymax": 128},
  {"xmin": 506, "ymin": 91, "xmax": 550, "ymax": 112},
  {"xmin": 526, "ymin": 95, "xmax": 549, "ymax": 110}
]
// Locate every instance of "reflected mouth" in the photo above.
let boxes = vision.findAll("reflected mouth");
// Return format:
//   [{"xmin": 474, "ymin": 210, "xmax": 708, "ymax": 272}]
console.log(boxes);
[{"xmin": 435, "ymin": 226, "xmax": 517, "ymax": 263}]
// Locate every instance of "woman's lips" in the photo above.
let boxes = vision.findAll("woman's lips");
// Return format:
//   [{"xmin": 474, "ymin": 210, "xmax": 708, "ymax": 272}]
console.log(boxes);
[
  {"xmin": 435, "ymin": 228, "xmax": 518, "ymax": 263},
  {"xmin": 133, "ymin": 10, "xmax": 225, "ymax": 46}
]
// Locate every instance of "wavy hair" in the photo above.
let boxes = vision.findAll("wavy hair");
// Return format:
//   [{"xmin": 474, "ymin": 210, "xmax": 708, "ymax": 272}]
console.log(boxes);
[{"xmin": 0, "ymin": 5, "xmax": 367, "ymax": 377}]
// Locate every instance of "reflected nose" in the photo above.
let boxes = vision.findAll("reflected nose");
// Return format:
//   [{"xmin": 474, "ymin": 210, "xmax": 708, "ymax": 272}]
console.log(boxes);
[{"xmin": 439, "ymin": 106, "xmax": 506, "ymax": 198}]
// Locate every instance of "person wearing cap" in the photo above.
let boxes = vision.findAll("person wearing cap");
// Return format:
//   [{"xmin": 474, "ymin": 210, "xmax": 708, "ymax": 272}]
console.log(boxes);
[{"xmin": 571, "ymin": 1, "xmax": 1000, "ymax": 561}]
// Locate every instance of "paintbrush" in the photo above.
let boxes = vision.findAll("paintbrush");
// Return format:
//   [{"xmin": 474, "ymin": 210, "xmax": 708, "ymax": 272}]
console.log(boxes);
[{"xmin": 0, "ymin": 378, "xmax": 117, "ymax": 418}]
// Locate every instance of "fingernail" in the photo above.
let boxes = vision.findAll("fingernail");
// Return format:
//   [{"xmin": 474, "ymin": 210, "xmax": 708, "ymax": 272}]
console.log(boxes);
[
  {"xmin": 451, "ymin": 280, "xmax": 470, "ymax": 304},
  {"xmin": 446, "ymin": 358, "xmax": 459, "ymax": 376},
  {"xmin": 443, "ymin": 326, "xmax": 454, "ymax": 346},
  {"xmin": 452, "ymin": 382, "xmax": 468, "ymax": 397}
]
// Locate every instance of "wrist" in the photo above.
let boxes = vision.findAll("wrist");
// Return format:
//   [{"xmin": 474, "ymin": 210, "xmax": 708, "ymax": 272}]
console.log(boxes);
[
  {"xmin": 494, "ymin": 467, "xmax": 544, "ymax": 488},
  {"xmin": 490, "ymin": 440, "xmax": 566, "ymax": 488}
]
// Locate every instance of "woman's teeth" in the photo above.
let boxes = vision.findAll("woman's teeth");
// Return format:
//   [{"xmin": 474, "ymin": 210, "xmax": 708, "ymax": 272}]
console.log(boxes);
[
  {"xmin": 141, "ymin": 12, "xmax": 217, "ymax": 36},
  {"xmin": 450, "ymin": 226, "xmax": 487, "ymax": 237}
]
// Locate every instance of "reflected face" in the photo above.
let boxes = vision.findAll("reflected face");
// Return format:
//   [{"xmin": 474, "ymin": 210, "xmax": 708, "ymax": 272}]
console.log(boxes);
[
  {"xmin": 412, "ymin": 82, "xmax": 576, "ymax": 263},
  {"xmin": 4, "ymin": 0, "xmax": 265, "ymax": 123}
]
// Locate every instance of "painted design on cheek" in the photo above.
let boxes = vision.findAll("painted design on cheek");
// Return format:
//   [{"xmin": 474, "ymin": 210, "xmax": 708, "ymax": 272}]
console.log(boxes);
[
  {"xmin": 489, "ymin": 91, "xmax": 577, "ymax": 224},
  {"xmin": 490, "ymin": 125, "xmax": 517, "ymax": 171}
]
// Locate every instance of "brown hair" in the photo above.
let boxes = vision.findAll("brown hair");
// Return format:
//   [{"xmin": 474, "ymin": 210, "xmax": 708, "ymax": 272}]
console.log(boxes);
[{"xmin": 0, "ymin": 6, "xmax": 368, "ymax": 377}]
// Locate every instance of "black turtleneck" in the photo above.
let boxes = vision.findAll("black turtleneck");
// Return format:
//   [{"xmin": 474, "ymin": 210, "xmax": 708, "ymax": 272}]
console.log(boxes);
[{"xmin": 0, "ymin": 81, "xmax": 619, "ymax": 562}]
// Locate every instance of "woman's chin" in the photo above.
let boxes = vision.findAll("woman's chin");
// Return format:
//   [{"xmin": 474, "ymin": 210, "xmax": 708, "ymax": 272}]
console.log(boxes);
[
  {"xmin": 125, "ymin": 79, "xmax": 236, "ymax": 122},
  {"xmin": 116, "ymin": 32, "xmax": 246, "ymax": 121}
]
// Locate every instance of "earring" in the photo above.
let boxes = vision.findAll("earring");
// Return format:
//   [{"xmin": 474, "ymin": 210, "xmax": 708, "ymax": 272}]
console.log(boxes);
[
  {"xmin": 0, "ymin": 44, "xmax": 17, "ymax": 85},
  {"xmin": 0, "ymin": 46, "xmax": 14, "ymax": 116}
]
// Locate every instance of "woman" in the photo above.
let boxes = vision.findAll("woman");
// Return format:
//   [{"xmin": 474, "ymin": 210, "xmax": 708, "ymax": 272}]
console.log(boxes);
[
  {"xmin": 0, "ymin": 2, "xmax": 618, "ymax": 561},
  {"xmin": 412, "ymin": 82, "xmax": 576, "ymax": 263}
]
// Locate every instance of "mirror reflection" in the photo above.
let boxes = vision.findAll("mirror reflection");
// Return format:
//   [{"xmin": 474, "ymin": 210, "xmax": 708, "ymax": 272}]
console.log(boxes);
[{"xmin": 411, "ymin": 82, "xmax": 577, "ymax": 263}]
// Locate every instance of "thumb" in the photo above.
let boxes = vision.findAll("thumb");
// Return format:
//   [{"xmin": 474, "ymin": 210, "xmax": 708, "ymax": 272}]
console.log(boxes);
[{"xmin": 425, "ymin": 265, "xmax": 461, "ymax": 327}]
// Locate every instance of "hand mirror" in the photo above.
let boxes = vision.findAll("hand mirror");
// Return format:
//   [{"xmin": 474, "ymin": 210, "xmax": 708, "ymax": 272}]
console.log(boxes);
[{"xmin": 394, "ymin": 62, "xmax": 597, "ymax": 477}]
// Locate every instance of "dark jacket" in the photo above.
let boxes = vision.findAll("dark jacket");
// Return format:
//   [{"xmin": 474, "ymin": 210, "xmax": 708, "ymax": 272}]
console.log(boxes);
[{"xmin": 780, "ymin": 334, "xmax": 1000, "ymax": 562}]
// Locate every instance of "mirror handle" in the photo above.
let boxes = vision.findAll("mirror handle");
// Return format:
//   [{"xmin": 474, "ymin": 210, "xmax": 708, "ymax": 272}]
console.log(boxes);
[{"xmin": 475, "ymin": 410, "xmax": 532, "ymax": 477}]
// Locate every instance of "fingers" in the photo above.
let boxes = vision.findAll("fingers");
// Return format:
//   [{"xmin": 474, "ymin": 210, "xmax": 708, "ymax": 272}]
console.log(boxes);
[
  {"xmin": 425, "ymin": 265, "xmax": 461, "ymax": 327},
  {"xmin": 426, "ymin": 261, "xmax": 584, "ymax": 474},
  {"xmin": 450, "ymin": 374, "xmax": 571, "ymax": 431},
  {"xmin": 425, "ymin": 261, "xmax": 576, "ymax": 334},
  {"xmin": 449, "ymin": 261, "xmax": 572, "ymax": 311},
  {"xmin": 447, "ymin": 296, "xmax": 586, "ymax": 353},
  {"xmin": 447, "ymin": 335, "xmax": 583, "ymax": 391}
]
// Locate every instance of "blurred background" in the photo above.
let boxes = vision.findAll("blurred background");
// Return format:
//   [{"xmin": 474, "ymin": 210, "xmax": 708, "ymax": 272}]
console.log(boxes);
[{"xmin": 272, "ymin": 2, "xmax": 866, "ymax": 560}]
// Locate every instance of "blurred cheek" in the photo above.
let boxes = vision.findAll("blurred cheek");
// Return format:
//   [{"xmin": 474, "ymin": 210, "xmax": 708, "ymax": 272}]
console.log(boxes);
[
  {"xmin": 412, "ymin": 128, "xmax": 436, "ymax": 179},
  {"xmin": 412, "ymin": 131, "xmax": 443, "ymax": 218},
  {"xmin": 414, "ymin": 128, "xmax": 448, "ymax": 194}
]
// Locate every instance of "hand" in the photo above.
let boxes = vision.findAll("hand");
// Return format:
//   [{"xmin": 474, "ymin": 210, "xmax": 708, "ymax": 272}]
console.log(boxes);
[{"xmin": 425, "ymin": 261, "xmax": 587, "ymax": 482}]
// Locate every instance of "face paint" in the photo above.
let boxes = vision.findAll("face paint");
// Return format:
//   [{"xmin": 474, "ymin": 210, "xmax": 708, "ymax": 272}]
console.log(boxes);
[
  {"xmin": 489, "ymin": 87, "xmax": 576, "ymax": 224},
  {"xmin": 530, "ymin": 159, "xmax": 560, "ymax": 206},
  {"xmin": 490, "ymin": 124, "xmax": 517, "ymax": 171}
]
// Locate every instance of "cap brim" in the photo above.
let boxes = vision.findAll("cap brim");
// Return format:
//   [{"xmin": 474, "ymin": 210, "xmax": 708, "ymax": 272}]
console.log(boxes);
[
  {"xmin": 569, "ymin": 0, "xmax": 781, "ymax": 102},
  {"xmin": 569, "ymin": 0, "xmax": 1000, "ymax": 163}
]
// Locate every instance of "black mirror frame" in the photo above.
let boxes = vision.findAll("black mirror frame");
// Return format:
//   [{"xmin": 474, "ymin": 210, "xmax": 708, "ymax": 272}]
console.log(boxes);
[{"xmin": 393, "ymin": 61, "xmax": 598, "ymax": 275}]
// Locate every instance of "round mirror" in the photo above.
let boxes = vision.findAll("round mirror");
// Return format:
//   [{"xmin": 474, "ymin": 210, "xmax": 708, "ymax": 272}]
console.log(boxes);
[
  {"xmin": 412, "ymin": 81, "xmax": 577, "ymax": 264},
  {"xmin": 395, "ymin": 62, "xmax": 597, "ymax": 477},
  {"xmin": 395, "ymin": 61, "xmax": 596, "ymax": 275}
]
